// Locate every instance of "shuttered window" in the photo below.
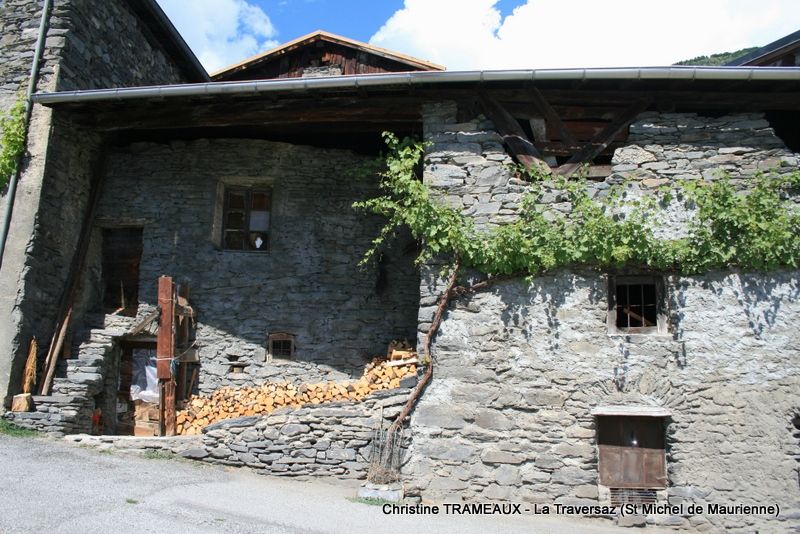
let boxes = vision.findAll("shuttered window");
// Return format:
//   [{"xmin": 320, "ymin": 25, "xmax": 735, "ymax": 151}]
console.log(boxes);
[{"xmin": 597, "ymin": 416, "xmax": 667, "ymax": 489}]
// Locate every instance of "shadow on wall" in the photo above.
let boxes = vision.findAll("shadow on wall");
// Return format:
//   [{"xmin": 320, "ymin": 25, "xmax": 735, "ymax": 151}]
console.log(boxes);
[{"xmin": 670, "ymin": 270, "xmax": 800, "ymax": 342}]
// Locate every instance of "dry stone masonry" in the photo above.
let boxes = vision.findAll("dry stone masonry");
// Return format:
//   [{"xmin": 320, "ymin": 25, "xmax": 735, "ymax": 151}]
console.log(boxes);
[
  {"xmin": 93, "ymin": 139, "xmax": 420, "ymax": 393},
  {"xmin": 0, "ymin": 0, "xmax": 195, "ymax": 406},
  {"xmin": 405, "ymin": 102, "xmax": 800, "ymax": 532},
  {"xmin": 188, "ymin": 387, "xmax": 411, "ymax": 478}
]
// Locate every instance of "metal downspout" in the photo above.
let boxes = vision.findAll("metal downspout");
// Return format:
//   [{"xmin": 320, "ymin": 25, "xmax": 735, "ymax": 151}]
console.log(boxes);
[{"xmin": 0, "ymin": 0, "xmax": 53, "ymax": 268}]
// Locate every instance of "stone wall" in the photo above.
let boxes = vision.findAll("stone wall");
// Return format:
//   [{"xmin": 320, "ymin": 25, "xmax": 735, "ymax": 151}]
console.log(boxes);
[
  {"xmin": 59, "ymin": 385, "xmax": 413, "ymax": 481},
  {"xmin": 405, "ymin": 102, "xmax": 800, "ymax": 532},
  {"xmin": 50, "ymin": 0, "xmax": 189, "ymax": 90},
  {"xmin": 0, "ymin": 0, "xmax": 198, "ymax": 405},
  {"xmin": 92, "ymin": 139, "xmax": 420, "ymax": 393},
  {"xmin": 185, "ymin": 387, "xmax": 410, "ymax": 478}
]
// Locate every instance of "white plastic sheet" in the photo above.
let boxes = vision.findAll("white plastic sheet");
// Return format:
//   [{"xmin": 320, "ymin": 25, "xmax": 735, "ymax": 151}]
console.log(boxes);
[{"xmin": 130, "ymin": 348, "xmax": 160, "ymax": 404}]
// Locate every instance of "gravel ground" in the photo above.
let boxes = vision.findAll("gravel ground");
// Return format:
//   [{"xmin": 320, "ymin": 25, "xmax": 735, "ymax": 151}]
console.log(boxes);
[{"xmin": 0, "ymin": 434, "xmax": 664, "ymax": 534}]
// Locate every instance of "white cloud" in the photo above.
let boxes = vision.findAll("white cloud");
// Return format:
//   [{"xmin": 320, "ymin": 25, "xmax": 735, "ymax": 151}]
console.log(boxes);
[
  {"xmin": 157, "ymin": 0, "xmax": 279, "ymax": 73},
  {"xmin": 370, "ymin": 0, "xmax": 800, "ymax": 70}
]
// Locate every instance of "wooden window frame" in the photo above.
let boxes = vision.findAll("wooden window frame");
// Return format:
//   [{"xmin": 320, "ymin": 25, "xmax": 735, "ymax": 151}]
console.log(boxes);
[
  {"xmin": 607, "ymin": 275, "xmax": 668, "ymax": 335},
  {"xmin": 221, "ymin": 186, "xmax": 272, "ymax": 252},
  {"xmin": 267, "ymin": 332, "xmax": 295, "ymax": 361}
]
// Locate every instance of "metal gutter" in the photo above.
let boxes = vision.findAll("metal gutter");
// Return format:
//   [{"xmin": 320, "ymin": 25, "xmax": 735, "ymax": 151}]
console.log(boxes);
[
  {"xmin": 32, "ymin": 66, "xmax": 800, "ymax": 106},
  {"xmin": 0, "ymin": 0, "xmax": 53, "ymax": 268}
]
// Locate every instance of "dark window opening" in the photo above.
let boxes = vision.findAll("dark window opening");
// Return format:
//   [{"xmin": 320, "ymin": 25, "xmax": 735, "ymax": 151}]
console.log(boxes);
[
  {"xmin": 268, "ymin": 332, "xmax": 295, "ymax": 359},
  {"xmin": 616, "ymin": 283, "xmax": 658, "ymax": 329},
  {"xmin": 272, "ymin": 340, "xmax": 293, "ymax": 358},
  {"xmin": 102, "ymin": 228, "xmax": 143, "ymax": 316},
  {"xmin": 223, "ymin": 187, "xmax": 271, "ymax": 252},
  {"xmin": 598, "ymin": 415, "xmax": 668, "ymax": 490},
  {"xmin": 609, "ymin": 276, "xmax": 666, "ymax": 334}
]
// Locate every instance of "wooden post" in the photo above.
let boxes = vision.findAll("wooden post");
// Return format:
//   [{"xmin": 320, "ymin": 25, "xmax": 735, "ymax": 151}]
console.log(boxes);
[
  {"xmin": 176, "ymin": 283, "xmax": 190, "ymax": 402},
  {"xmin": 156, "ymin": 276, "xmax": 176, "ymax": 436}
]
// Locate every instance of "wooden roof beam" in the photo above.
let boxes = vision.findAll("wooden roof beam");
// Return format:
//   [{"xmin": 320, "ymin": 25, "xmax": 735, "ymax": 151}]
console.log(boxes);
[
  {"xmin": 556, "ymin": 99, "xmax": 650, "ymax": 177},
  {"xmin": 479, "ymin": 92, "xmax": 551, "ymax": 176},
  {"xmin": 529, "ymin": 87, "xmax": 579, "ymax": 145}
]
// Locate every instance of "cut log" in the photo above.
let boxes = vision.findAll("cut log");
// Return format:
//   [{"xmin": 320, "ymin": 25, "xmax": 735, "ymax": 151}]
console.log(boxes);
[{"xmin": 11, "ymin": 393, "xmax": 33, "ymax": 412}]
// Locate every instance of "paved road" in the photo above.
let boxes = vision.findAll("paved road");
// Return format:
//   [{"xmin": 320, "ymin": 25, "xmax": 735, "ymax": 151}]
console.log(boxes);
[{"xmin": 0, "ymin": 435, "xmax": 656, "ymax": 534}]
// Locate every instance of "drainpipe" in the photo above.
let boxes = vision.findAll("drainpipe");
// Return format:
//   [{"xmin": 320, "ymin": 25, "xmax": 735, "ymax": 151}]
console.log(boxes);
[{"xmin": 0, "ymin": 0, "xmax": 53, "ymax": 268}]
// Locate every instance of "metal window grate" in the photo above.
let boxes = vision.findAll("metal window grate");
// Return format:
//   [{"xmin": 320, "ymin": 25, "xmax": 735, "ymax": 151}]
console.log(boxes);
[
  {"xmin": 272, "ymin": 339, "xmax": 292, "ymax": 358},
  {"xmin": 615, "ymin": 283, "xmax": 657, "ymax": 328},
  {"xmin": 268, "ymin": 332, "xmax": 295, "ymax": 359},
  {"xmin": 609, "ymin": 488, "xmax": 658, "ymax": 507}
]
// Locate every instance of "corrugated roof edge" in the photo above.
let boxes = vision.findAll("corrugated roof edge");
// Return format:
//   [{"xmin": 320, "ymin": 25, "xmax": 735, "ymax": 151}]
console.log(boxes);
[{"xmin": 32, "ymin": 66, "xmax": 800, "ymax": 105}]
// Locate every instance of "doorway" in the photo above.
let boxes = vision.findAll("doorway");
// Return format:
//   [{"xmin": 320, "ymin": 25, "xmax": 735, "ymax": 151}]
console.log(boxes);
[{"xmin": 102, "ymin": 227, "xmax": 143, "ymax": 316}]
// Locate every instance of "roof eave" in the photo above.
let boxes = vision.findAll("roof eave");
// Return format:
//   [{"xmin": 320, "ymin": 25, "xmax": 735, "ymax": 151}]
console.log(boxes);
[{"xmin": 31, "ymin": 66, "xmax": 800, "ymax": 106}]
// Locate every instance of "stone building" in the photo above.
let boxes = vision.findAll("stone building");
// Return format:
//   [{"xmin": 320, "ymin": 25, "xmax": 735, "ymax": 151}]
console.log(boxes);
[{"xmin": 1, "ymin": 2, "xmax": 799, "ymax": 532}]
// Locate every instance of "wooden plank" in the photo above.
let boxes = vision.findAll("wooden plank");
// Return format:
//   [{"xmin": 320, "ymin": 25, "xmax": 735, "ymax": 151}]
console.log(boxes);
[
  {"xmin": 156, "ymin": 276, "xmax": 174, "ymax": 380},
  {"xmin": 557, "ymin": 99, "xmax": 650, "ymax": 177},
  {"xmin": 39, "ymin": 147, "xmax": 108, "ymax": 395},
  {"xmin": 163, "ymin": 379, "xmax": 176, "ymax": 436},
  {"xmin": 529, "ymin": 87, "xmax": 578, "ymax": 145},
  {"xmin": 128, "ymin": 308, "xmax": 160, "ymax": 337},
  {"xmin": 534, "ymin": 140, "xmax": 623, "ymax": 157},
  {"xmin": 40, "ymin": 309, "xmax": 71, "ymax": 395},
  {"xmin": 156, "ymin": 276, "xmax": 175, "ymax": 436},
  {"xmin": 478, "ymin": 92, "xmax": 551, "ymax": 175}
]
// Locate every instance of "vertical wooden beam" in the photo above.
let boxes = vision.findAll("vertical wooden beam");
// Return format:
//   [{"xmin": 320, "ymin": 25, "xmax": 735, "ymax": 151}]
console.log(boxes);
[
  {"xmin": 156, "ymin": 277, "xmax": 174, "ymax": 380},
  {"xmin": 156, "ymin": 276, "xmax": 175, "ymax": 436},
  {"xmin": 176, "ymin": 282, "xmax": 190, "ymax": 402}
]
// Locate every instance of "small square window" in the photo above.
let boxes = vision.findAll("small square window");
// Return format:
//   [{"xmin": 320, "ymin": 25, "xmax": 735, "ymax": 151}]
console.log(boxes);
[
  {"xmin": 268, "ymin": 332, "xmax": 295, "ymax": 360},
  {"xmin": 608, "ymin": 276, "xmax": 667, "ymax": 334},
  {"xmin": 222, "ymin": 187, "xmax": 271, "ymax": 252}
]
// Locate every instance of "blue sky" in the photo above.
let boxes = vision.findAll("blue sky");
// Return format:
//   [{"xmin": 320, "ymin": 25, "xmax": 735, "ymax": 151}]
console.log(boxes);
[
  {"xmin": 250, "ymin": 0, "xmax": 404, "ymax": 43},
  {"xmin": 157, "ymin": 0, "xmax": 800, "ymax": 74}
]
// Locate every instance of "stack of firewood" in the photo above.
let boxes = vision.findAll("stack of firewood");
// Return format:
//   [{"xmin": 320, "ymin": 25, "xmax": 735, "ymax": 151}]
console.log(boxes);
[{"xmin": 176, "ymin": 356, "xmax": 417, "ymax": 435}]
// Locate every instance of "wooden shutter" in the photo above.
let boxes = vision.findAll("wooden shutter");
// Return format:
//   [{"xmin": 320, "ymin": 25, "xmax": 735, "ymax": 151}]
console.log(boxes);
[{"xmin": 598, "ymin": 416, "xmax": 667, "ymax": 489}]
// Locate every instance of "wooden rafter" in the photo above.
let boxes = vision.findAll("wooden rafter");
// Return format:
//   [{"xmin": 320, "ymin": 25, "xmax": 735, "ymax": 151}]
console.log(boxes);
[
  {"xmin": 478, "ymin": 92, "xmax": 551, "ymax": 175},
  {"xmin": 529, "ymin": 87, "xmax": 578, "ymax": 146},
  {"xmin": 556, "ymin": 99, "xmax": 651, "ymax": 177}
]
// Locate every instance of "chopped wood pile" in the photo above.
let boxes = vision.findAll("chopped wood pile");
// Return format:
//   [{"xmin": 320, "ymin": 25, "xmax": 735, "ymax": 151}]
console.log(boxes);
[{"xmin": 176, "ymin": 353, "xmax": 418, "ymax": 436}]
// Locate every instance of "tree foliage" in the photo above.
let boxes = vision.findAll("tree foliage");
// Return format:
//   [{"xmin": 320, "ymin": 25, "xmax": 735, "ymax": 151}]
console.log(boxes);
[
  {"xmin": 356, "ymin": 133, "xmax": 800, "ymax": 277},
  {"xmin": 0, "ymin": 93, "xmax": 27, "ymax": 188},
  {"xmin": 674, "ymin": 47, "xmax": 758, "ymax": 66}
]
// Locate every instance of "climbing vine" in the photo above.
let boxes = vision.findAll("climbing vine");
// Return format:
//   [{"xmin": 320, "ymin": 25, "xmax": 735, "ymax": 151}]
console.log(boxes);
[
  {"xmin": 355, "ymin": 133, "xmax": 800, "ymax": 277},
  {"xmin": 0, "ymin": 93, "xmax": 27, "ymax": 189}
]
